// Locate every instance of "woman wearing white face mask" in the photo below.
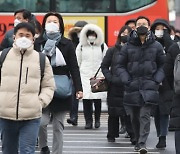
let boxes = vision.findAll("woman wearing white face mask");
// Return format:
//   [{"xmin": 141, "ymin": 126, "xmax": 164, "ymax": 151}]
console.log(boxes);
[
  {"xmin": 151, "ymin": 19, "xmax": 174, "ymax": 149},
  {"xmin": 34, "ymin": 12, "xmax": 83, "ymax": 154},
  {"xmin": 76, "ymin": 24, "xmax": 108, "ymax": 129}
]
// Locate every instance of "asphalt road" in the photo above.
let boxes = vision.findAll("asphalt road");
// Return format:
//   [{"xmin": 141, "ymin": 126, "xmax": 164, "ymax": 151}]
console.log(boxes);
[{"xmin": 0, "ymin": 112, "xmax": 176, "ymax": 154}]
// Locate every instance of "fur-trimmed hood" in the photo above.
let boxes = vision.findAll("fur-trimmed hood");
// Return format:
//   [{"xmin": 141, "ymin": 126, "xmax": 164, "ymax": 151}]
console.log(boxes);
[
  {"xmin": 79, "ymin": 24, "xmax": 104, "ymax": 46},
  {"xmin": 68, "ymin": 27, "xmax": 82, "ymax": 40}
]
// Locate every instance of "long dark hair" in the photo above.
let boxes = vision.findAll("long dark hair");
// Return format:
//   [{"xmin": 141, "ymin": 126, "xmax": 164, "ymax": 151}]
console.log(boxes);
[
  {"xmin": 41, "ymin": 12, "xmax": 64, "ymax": 36},
  {"xmin": 117, "ymin": 25, "xmax": 132, "ymax": 44}
]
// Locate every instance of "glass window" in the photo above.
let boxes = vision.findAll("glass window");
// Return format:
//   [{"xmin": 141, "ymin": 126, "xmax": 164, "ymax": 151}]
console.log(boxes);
[
  {"xmin": 0, "ymin": 0, "xmax": 49, "ymax": 12},
  {"xmin": 115, "ymin": 0, "xmax": 156, "ymax": 13},
  {"xmin": 57, "ymin": 0, "xmax": 111, "ymax": 13},
  {"xmin": 0, "ymin": 0, "xmax": 156, "ymax": 13}
]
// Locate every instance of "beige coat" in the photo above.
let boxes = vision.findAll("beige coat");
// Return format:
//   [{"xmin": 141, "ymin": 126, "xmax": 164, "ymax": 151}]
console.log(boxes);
[{"xmin": 0, "ymin": 44, "xmax": 55, "ymax": 121}]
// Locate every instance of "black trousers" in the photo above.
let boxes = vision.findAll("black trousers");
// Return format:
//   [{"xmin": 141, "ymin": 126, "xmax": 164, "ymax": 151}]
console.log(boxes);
[
  {"xmin": 107, "ymin": 114, "xmax": 134, "ymax": 139},
  {"xmin": 107, "ymin": 116, "xmax": 119, "ymax": 138},
  {"xmin": 69, "ymin": 85, "xmax": 79, "ymax": 120},
  {"xmin": 83, "ymin": 99, "xmax": 101, "ymax": 124}
]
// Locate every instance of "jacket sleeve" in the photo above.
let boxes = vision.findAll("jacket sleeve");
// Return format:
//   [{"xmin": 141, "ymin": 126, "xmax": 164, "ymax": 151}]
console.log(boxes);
[
  {"xmin": 101, "ymin": 47, "xmax": 113, "ymax": 82},
  {"xmin": 153, "ymin": 44, "xmax": 166, "ymax": 83},
  {"xmin": 75, "ymin": 44, "xmax": 82, "ymax": 67},
  {"xmin": 115, "ymin": 44, "xmax": 131, "ymax": 85},
  {"xmin": 39, "ymin": 57, "xmax": 55, "ymax": 108},
  {"xmin": 68, "ymin": 41, "xmax": 83, "ymax": 92}
]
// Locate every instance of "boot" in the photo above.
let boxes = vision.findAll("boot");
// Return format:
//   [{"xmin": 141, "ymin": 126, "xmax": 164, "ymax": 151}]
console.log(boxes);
[
  {"xmin": 95, "ymin": 120, "xmax": 100, "ymax": 128},
  {"xmin": 85, "ymin": 122, "xmax": 93, "ymax": 129},
  {"xmin": 67, "ymin": 118, "xmax": 78, "ymax": 126},
  {"xmin": 94, "ymin": 99, "xmax": 101, "ymax": 128},
  {"xmin": 156, "ymin": 136, "xmax": 166, "ymax": 149},
  {"xmin": 40, "ymin": 146, "xmax": 50, "ymax": 154}
]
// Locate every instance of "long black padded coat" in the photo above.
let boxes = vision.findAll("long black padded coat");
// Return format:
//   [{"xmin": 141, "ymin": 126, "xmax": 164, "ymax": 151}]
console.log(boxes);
[
  {"xmin": 101, "ymin": 43, "xmax": 125, "ymax": 116},
  {"xmin": 164, "ymin": 42, "xmax": 180, "ymax": 130},
  {"xmin": 115, "ymin": 31, "xmax": 165, "ymax": 106},
  {"xmin": 34, "ymin": 36, "xmax": 83, "ymax": 112}
]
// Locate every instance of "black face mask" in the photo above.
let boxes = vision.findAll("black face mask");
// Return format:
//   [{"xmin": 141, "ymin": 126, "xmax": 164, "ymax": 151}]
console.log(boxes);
[
  {"xmin": 136, "ymin": 26, "xmax": 148, "ymax": 35},
  {"xmin": 120, "ymin": 35, "xmax": 128, "ymax": 43}
]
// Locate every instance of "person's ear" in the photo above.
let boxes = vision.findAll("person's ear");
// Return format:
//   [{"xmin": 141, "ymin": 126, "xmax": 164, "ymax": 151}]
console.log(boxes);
[{"xmin": 13, "ymin": 35, "xmax": 16, "ymax": 40}]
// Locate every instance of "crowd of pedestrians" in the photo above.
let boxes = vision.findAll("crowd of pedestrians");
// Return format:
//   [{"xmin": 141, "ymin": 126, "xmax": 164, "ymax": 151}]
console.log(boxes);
[{"xmin": 0, "ymin": 8, "xmax": 180, "ymax": 154}]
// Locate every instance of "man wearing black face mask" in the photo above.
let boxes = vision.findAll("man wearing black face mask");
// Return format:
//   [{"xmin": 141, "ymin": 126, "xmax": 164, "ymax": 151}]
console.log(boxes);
[{"xmin": 115, "ymin": 16, "xmax": 165, "ymax": 154}]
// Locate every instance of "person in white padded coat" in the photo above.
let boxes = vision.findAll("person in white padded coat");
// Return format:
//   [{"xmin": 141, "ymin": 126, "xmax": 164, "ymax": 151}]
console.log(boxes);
[{"xmin": 76, "ymin": 23, "xmax": 108, "ymax": 129}]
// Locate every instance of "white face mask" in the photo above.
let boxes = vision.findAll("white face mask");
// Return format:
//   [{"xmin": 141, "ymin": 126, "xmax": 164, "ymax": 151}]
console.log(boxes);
[
  {"xmin": 170, "ymin": 35, "xmax": 175, "ymax": 40},
  {"xmin": 14, "ymin": 19, "xmax": 21, "ymax": 27},
  {"xmin": 155, "ymin": 30, "xmax": 164, "ymax": 38},
  {"xmin": 15, "ymin": 37, "xmax": 33, "ymax": 49},
  {"xmin": 34, "ymin": 34, "xmax": 40, "ymax": 39},
  {"xmin": 87, "ymin": 36, "xmax": 96, "ymax": 43},
  {"xmin": 45, "ymin": 22, "xmax": 59, "ymax": 33}
]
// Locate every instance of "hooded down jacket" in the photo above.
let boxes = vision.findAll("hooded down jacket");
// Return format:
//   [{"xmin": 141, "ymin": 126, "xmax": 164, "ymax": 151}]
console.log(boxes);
[{"xmin": 76, "ymin": 24, "xmax": 108, "ymax": 99}]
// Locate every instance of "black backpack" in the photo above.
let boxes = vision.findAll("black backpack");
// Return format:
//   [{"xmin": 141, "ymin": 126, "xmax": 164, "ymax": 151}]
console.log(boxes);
[{"xmin": 0, "ymin": 47, "xmax": 46, "ymax": 83}]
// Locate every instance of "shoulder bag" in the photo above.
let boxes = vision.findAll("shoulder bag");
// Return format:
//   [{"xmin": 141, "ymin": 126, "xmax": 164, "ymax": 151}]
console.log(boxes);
[
  {"xmin": 90, "ymin": 67, "xmax": 108, "ymax": 93},
  {"xmin": 54, "ymin": 75, "xmax": 72, "ymax": 98}
]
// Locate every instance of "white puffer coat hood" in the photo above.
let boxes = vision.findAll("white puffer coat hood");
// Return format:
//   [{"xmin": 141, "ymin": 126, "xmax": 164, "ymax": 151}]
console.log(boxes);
[{"xmin": 79, "ymin": 24, "xmax": 104, "ymax": 46}]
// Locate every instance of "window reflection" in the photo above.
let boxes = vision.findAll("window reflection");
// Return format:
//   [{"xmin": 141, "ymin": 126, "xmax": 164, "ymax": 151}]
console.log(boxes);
[
  {"xmin": 0, "ymin": 0, "xmax": 49, "ymax": 12},
  {"xmin": 116, "ymin": 0, "xmax": 156, "ymax": 13},
  {"xmin": 0, "ymin": 0, "xmax": 156, "ymax": 13},
  {"xmin": 57, "ymin": 0, "xmax": 111, "ymax": 13}
]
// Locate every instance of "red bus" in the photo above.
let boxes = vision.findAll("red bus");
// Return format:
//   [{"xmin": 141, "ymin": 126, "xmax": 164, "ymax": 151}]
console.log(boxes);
[{"xmin": 0, "ymin": 0, "xmax": 169, "ymax": 47}]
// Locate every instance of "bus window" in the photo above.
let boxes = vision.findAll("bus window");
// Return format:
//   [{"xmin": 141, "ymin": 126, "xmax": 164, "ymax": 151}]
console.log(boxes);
[
  {"xmin": 57, "ymin": 0, "xmax": 111, "ymax": 13},
  {"xmin": 0, "ymin": 0, "xmax": 49, "ymax": 12},
  {"xmin": 57, "ymin": 0, "xmax": 83, "ymax": 12},
  {"xmin": 116, "ymin": 0, "xmax": 156, "ymax": 13},
  {"xmin": 36, "ymin": 0, "xmax": 49, "ymax": 12}
]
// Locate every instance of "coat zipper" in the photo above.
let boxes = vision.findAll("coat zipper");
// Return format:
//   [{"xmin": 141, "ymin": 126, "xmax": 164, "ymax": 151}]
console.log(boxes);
[
  {"xmin": 25, "ymin": 67, "xmax": 28, "ymax": 84},
  {"xmin": 16, "ymin": 52, "xmax": 25, "ymax": 120}
]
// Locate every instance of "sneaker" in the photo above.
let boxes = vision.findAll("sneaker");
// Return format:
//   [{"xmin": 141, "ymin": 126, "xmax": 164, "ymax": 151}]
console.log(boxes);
[
  {"xmin": 40, "ymin": 146, "xmax": 50, "ymax": 154},
  {"xmin": 124, "ymin": 132, "xmax": 130, "ymax": 138},
  {"xmin": 134, "ymin": 144, "xmax": 140, "ymax": 152},
  {"xmin": 119, "ymin": 126, "xmax": 126, "ymax": 134},
  {"xmin": 139, "ymin": 147, "xmax": 148, "ymax": 154}
]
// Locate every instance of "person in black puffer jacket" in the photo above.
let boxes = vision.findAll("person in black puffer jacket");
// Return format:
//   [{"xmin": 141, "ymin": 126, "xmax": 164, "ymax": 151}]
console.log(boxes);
[
  {"xmin": 151, "ymin": 19, "xmax": 174, "ymax": 149},
  {"xmin": 115, "ymin": 16, "xmax": 165, "ymax": 154},
  {"xmin": 164, "ymin": 41, "xmax": 180, "ymax": 154},
  {"xmin": 101, "ymin": 25, "xmax": 135, "ymax": 144}
]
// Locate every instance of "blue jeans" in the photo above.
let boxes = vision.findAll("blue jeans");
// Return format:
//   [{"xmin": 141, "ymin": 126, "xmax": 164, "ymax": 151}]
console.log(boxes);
[
  {"xmin": 0, "ymin": 118, "xmax": 40, "ymax": 154},
  {"xmin": 154, "ymin": 107, "xmax": 169, "ymax": 137}
]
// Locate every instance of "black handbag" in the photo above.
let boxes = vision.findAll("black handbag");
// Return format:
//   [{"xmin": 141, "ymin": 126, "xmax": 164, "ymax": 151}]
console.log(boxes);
[{"xmin": 90, "ymin": 67, "xmax": 108, "ymax": 93}]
